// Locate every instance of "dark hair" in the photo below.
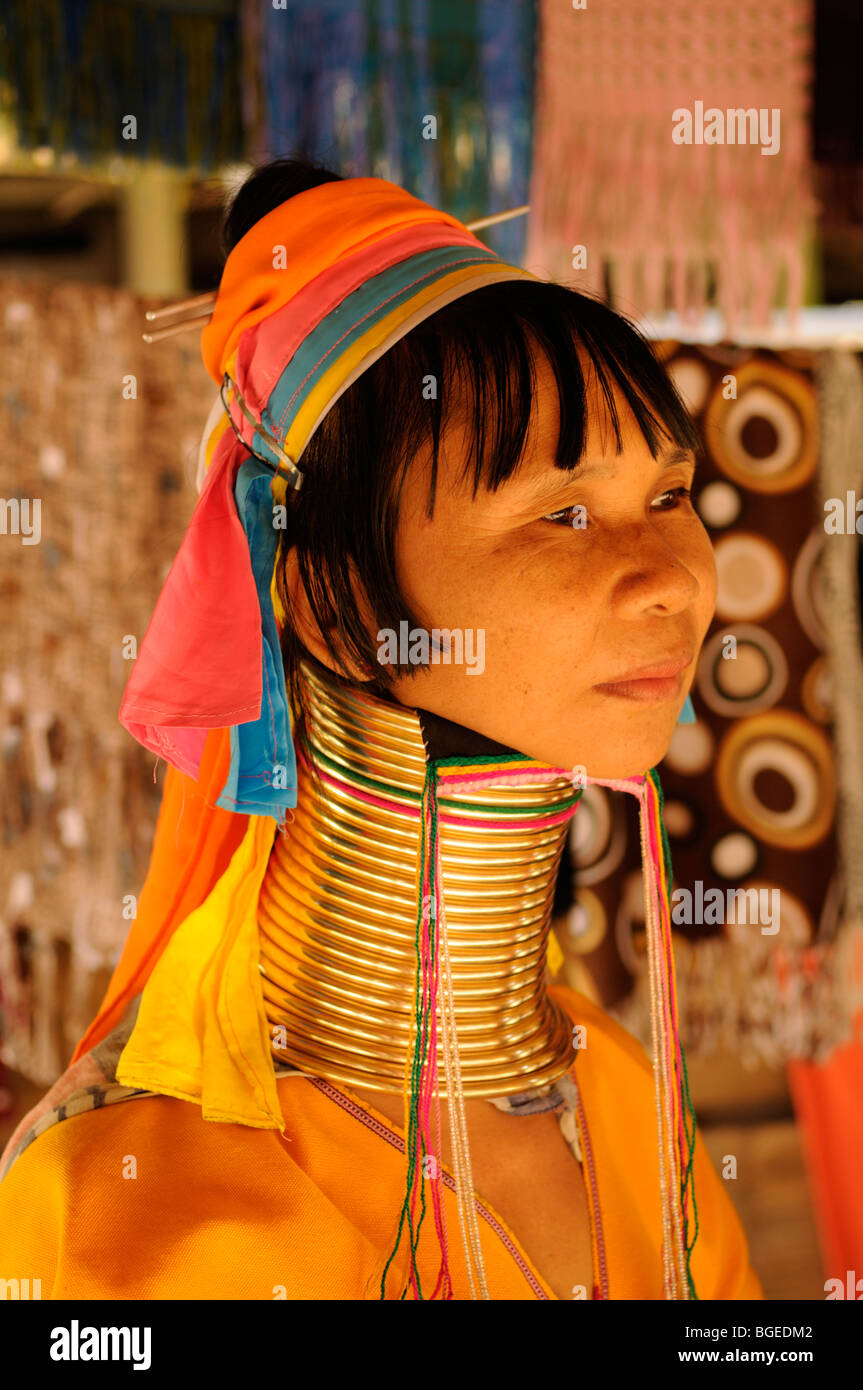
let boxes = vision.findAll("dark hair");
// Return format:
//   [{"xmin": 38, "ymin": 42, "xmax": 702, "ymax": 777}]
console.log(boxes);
[{"xmin": 221, "ymin": 156, "xmax": 702, "ymax": 759}]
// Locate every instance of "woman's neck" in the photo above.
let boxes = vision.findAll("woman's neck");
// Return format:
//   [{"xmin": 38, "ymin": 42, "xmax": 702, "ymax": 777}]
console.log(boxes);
[{"xmin": 256, "ymin": 654, "xmax": 581, "ymax": 1098}]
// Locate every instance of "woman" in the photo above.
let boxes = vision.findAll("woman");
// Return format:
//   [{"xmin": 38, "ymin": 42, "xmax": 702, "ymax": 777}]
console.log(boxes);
[{"xmin": 0, "ymin": 157, "xmax": 763, "ymax": 1301}]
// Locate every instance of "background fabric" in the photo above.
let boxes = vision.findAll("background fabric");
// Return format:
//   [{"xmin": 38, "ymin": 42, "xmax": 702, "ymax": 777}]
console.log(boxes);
[
  {"xmin": 0, "ymin": 0, "xmax": 244, "ymax": 172},
  {"xmin": 241, "ymin": 0, "xmax": 537, "ymax": 266},
  {"xmin": 553, "ymin": 342, "xmax": 863, "ymax": 1071},
  {"xmin": 526, "ymin": 0, "xmax": 816, "ymax": 331},
  {"xmin": 0, "ymin": 278, "xmax": 218, "ymax": 1083}
]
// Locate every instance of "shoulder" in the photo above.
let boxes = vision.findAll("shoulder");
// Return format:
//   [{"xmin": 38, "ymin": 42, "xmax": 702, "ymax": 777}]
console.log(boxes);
[
  {"xmin": 0, "ymin": 1038, "xmax": 165, "ymax": 1298},
  {"xmin": 0, "ymin": 996, "xmax": 148, "ymax": 1185}
]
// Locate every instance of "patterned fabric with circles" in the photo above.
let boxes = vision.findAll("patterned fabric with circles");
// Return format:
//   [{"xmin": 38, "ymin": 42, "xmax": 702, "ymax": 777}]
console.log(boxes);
[{"xmin": 551, "ymin": 344, "xmax": 863, "ymax": 1066}]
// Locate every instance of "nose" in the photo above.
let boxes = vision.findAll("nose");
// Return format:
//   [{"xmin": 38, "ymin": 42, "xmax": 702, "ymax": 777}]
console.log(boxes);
[{"xmin": 607, "ymin": 523, "xmax": 703, "ymax": 620}]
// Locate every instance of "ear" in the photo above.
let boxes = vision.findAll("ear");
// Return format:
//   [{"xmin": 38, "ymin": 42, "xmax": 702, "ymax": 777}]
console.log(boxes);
[{"xmin": 282, "ymin": 545, "xmax": 376, "ymax": 683}]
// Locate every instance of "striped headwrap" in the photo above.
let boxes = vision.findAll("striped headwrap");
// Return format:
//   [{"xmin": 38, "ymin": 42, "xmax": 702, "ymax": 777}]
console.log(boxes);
[{"xmin": 118, "ymin": 177, "xmax": 538, "ymax": 818}]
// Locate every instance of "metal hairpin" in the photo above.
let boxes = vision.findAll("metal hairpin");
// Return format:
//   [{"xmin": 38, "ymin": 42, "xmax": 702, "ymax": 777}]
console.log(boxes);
[
  {"xmin": 147, "ymin": 200, "xmax": 530, "ymax": 490},
  {"xmin": 141, "ymin": 203, "xmax": 529, "ymax": 343},
  {"xmin": 219, "ymin": 373, "xmax": 304, "ymax": 492}
]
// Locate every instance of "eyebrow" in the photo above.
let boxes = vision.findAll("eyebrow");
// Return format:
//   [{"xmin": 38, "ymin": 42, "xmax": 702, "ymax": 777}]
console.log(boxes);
[{"xmin": 521, "ymin": 446, "xmax": 697, "ymax": 501}]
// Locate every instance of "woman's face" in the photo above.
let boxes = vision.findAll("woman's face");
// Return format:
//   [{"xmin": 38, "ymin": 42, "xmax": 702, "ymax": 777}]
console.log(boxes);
[{"xmin": 382, "ymin": 348, "xmax": 717, "ymax": 779}]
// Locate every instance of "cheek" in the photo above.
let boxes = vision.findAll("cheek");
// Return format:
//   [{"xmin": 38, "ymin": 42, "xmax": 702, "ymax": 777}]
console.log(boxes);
[
  {"xmin": 678, "ymin": 517, "xmax": 717, "ymax": 631},
  {"xmin": 695, "ymin": 533, "xmax": 718, "ymax": 624}
]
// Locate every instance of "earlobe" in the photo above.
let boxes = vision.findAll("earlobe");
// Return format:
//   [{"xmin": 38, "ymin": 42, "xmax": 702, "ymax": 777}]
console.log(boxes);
[{"xmin": 282, "ymin": 545, "xmax": 376, "ymax": 683}]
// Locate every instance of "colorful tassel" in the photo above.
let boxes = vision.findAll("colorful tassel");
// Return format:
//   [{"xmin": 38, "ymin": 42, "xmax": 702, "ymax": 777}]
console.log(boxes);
[
  {"xmin": 379, "ymin": 759, "xmax": 452, "ymax": 1299},
  {"xmin": 376, "ymin": 752, "xmax": 698, "ymax": 1301},
  {"xmin": 379, "ymin": 753, "xmax": 581, "ymax": 1298},
  {"xmin": 590, "ymin": 769, "xmax": 699, "ymax": 1299}
]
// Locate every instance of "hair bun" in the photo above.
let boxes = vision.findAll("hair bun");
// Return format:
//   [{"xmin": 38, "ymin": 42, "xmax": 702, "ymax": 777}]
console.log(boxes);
[{"xmin": 222, "ymin": 155, "xmax": 344, "ymax": 255}]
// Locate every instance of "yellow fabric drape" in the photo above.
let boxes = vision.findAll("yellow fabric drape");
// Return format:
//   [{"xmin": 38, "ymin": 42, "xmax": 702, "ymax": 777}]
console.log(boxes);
[
  {"xmin": 112, "ymin": 813, "xmax": 283, "ymax": 1131},
  {"xmin": 0, "ymin": 979, "xmax": 763, "ymax": 1299}
]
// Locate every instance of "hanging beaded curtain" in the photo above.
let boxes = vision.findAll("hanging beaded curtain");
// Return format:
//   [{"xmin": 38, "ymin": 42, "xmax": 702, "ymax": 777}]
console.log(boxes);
[
  {"xmin": 0, "ymin": 0, "xmax": 244, "ymax": 171},
  {"xmin": 551, "ymin": 342, "xmax": 863, "ymax": 1070},
  {"xmin": 0, "ymin": 279, "xmax": 218, "ymax": 1085},
  {"xmin": 525, "ymin": 0, "xmax": 816, "ymax": 335},
  {"xmin": 240, "ymin": 0, "xmax": 537, "ymax": 265}
]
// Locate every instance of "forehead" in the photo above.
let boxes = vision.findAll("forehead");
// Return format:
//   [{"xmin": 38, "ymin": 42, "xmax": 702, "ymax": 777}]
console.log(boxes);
[
  {"xmin": 435, "ymin": 342, "xmax": 670, "ymax": 491},
  {"xmin": 524, "ymin": 346, "xmax": 645, "ymax": 453},
  {"xmin": 395, "ymin": 321, "xmax": 696, "ymax": 526}
]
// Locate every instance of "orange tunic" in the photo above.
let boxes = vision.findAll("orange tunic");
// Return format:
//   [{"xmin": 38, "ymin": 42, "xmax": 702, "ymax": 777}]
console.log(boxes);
[{"xmin": 0, "ymin": 985, "xmax": 763, "ymax": 1300}]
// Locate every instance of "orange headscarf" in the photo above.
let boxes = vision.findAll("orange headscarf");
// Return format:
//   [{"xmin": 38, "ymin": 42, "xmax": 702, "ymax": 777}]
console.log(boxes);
[{"xmin": 74, "ymin": 177, "xmax": 535, "ymax": 1061}]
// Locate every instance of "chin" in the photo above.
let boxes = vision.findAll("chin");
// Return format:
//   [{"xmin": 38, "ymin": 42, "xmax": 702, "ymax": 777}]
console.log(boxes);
[
  {"xmin": 552, "ymin": 724, "xmax": 679, "ymax": 781},
  {"xmin": 581, "ymin": 753, "xmax": 663, "ymax": 780}
]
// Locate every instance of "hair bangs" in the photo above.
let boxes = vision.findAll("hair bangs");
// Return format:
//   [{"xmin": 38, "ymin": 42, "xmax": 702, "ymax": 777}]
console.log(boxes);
[{"xmin": 398, "ymin": 282, "xmax": 703, "ymax": 521}]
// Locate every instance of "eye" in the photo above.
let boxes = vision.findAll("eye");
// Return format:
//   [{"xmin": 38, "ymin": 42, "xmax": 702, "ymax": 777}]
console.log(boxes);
[
  {"xmin": 541, "ymin": 503, "xmax": 589, "ymax": 528},
  {"xmin": 650, "ymin": 486, "xmax": 692, "ymax": 512}
]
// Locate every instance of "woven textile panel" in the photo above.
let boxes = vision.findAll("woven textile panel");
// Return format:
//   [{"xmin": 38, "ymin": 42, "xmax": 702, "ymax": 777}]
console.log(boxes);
[
  {"xmin": 525, "ymin": 0, "xmax": 816, "ymax": 331},
  {"xmin": 0, "ymin": 279, "xmax": 217, "ymax": 1084},
  {"xmin": 552, "ymin": 344, "xmax": 863, "ymax": 1067},
  {"xmin": 242, "ymin": 0, "xmax": 537, "ymax": 266}
]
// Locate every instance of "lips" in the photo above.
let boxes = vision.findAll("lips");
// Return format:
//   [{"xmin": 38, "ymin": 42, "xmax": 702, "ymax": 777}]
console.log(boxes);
[{"xmin": 594, "ymin": 651, "xmax": 694, "ymax": 705}]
